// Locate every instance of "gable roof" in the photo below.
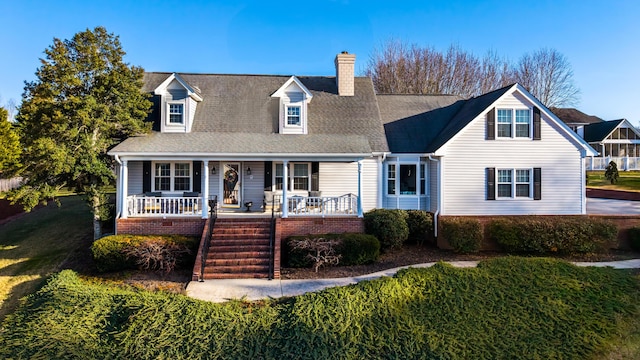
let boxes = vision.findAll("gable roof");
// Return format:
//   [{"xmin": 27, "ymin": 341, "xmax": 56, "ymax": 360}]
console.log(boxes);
[
  {"xmin": 112, "ymin": 73, "xmax": 389, "ymax": 156},
  {"xmin": 583, "ymin": 119, "xmax": 626, "ymax": 142},
  {"xmin": 550, "ymin": 107, "xmax": 603, "ymax": 126}
]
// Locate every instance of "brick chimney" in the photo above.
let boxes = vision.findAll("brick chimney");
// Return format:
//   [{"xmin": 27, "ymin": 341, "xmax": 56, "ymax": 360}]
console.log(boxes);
[{"xmin": 335, "ymin": 52, "xmax": 356, "ymax": 96}]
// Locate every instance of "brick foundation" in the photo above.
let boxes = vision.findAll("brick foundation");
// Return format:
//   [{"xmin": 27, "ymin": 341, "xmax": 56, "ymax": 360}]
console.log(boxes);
[
  {"xmin": 278, "ymin": 217, "xmax": 365, "ymax": 239},
  {"xmin": 437, "ymin": 214, "xmax": 640, "ymax": 251},
  {"xmin": 116, "ymin": 217, "xmax": 206, "ymax": 236}
]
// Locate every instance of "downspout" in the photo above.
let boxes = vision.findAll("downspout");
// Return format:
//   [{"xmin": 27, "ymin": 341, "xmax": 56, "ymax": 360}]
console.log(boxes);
[{"xmin": 428, "ymin": 155, "xmax": 440, "ymax": 238}]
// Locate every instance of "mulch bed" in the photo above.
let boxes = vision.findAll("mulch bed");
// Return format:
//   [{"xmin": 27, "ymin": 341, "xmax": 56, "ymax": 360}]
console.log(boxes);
[
  {"xmin": 587, "ymin": 188, "xmax": 640, "ymax": 201},
  {"xmin": 280, "ymin": 244, "xmax": 640, "ymax": 280},
  {"xmin": 0, "ymin": 199, "xmax": 26, "ymax": 224}
]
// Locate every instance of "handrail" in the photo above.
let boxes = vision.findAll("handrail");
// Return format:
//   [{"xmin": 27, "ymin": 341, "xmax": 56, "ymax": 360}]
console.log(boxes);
[
  {"xmin": 199, "ymin": 195, "xmax": 217, "ymax": 282},
  {"xmin": 268, "ymin": 197, "xmax": 276, "ymax": 280}
]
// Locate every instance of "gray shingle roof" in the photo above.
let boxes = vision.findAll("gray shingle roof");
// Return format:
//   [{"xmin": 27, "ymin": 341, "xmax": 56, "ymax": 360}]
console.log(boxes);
[
  {"xmin": 111, "ymin": 73, "xmax": 388, "ymax": 156},
  {"xmin": 378, "ymin": 84, "xmax": 513, "ymax": 153}
]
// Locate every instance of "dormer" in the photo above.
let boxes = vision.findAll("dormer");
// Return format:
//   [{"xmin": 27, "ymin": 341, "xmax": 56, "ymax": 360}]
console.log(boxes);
[
  {"xmin": 154, "ymin": 73, "xmax": 203, "ymax": 133},
  {"xmin": 271, "ymin": 76, "xmax": 313, "ymax": 134}
]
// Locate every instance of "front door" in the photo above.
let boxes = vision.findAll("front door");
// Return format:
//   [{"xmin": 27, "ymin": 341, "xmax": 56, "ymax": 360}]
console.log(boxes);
[{"xmin": 222, "ymin": 163, "xmax": 241, "ymax": 207}]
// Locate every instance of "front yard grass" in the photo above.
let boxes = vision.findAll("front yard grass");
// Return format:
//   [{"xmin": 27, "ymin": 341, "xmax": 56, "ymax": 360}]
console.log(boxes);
[
  {"xmin": 588, "ymin": 170, "xmax": 640, "ymax": 191},
  {"xmin": 0, "ymin": 195, "xmax": 92, "ymax": 321},
  {"xmin": 1, "ymin": 257, "xmax": 639, "ymax": 359}
]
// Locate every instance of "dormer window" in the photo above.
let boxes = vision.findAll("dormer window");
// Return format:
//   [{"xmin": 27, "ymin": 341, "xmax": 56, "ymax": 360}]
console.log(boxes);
[
  {"xmin": 287, "ymin": 105, "xmax": 301, "ymax": 126},
  {"xmin": 169, "ymin": 103, "xmax": 184, "ymax": 124},
  {"xmin": 271, "ymin": 76, "xmax": 313, "ymax": 135}
]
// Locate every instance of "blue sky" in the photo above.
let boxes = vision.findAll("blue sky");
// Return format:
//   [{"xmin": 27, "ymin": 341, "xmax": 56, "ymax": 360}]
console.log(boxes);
[{"xmin": 1, "ymin": 0, "xmax": 638, "ymax": 123}]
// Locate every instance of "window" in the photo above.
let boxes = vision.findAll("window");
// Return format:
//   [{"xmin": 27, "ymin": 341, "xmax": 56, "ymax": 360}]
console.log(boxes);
[
  {"xmin": 287, "ymin": 106, "xmax": 301, "ymax": 126},
  {"xmin": 153, "ymin": 162, "xmax": 191, "ymax": 192},
  {"xmin": 274, "ymin": 163, "xmax": 310, "ymax": 191},
  {"xmin": 497, "ymin": 109, "xmax": 512, "ymax": 137},
  {"xmin": 387, "ymin": 164, "xmax": 396, "ymax": 195},
  {"xmin": 399, "ymin": 165, "xmax": 417, "ymax": 195},
  {"xmin": 497, "ymin": 168, "xmax": 531, "ymax": 198},
  {"xmin": 420, "ymin": 164, "xmax": 426, "ymax": 195},
  {"xmin": 497, "ymin": 169, "xmax": 512, "ymax": 197},
  {"xmin": 515, "ymin": 109, "xmax": 530, "ymax": 137},
  {"xmin": 168, "ymin": 103, "xmax": 184, "ymax": 124},
  {"xmin": 497, "ymin": 108, "xmax": 531, "ymax": 138}
]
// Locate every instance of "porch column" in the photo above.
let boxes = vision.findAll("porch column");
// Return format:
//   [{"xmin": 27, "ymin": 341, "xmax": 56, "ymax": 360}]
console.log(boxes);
[
  {"xmin": 121, "ymin": 159, "xmax": 128, "ymax": 219},
  {"xmin": 357, "ymin": 160, "xmax": 363, "ymax": 217},
  {"xmin": 202, "ymin": 161, "xmax": 209, "ymax": 218},
  {"xmin": 282, "ymin": 160, "xmax": 289, "ymax": 218}
]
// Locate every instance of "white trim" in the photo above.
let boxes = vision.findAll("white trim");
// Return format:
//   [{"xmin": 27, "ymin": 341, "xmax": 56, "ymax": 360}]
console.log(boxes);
[
  {"xmin": 271, "ymin": 76, "xmax": 313, "ymax": 100},
  {"xmin": 154, "ymin": 73, "xmax": 203, "ymax": 102},
  {"xmin": 109, "ymin": 152, "xmax": 373, "ymax": 160}
]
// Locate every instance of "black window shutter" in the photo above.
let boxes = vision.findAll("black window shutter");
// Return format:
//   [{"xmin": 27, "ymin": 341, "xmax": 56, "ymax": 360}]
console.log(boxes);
[
  {"xmin": 264, "ymin": 161, "xmax": 272, "ymax": 191},
  {"xmin": 533, "ymin": 168, "xmax": 541, "ymax": 200},
  {"xmin": 311, "ymin": 162, "xmax": 320, "ymax": 191},
  {"xmin": 143, "ymin": 161, "xmax": 151, "ymax": 193},
  {"xmin": 486, "ymin": 108, "xmax": 495, "ymax": 140},
  {"xmin": 486, "ymin": 167, "xmax": 495, "ymax": 200},
  {"xmin": 192, "ymin": 161, "xmax": 202, "ymax": 193},
  {"xmin": 533, "ymin": 106, "xmax": 541, "ymax": 140}
]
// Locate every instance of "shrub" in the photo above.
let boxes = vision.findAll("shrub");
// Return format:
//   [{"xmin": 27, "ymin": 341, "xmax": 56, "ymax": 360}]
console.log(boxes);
[
  {"xmin": 287, "ymin": 236, "xmax": 341, "ymax": 272},
  {"xmin": 92, "ymin": 235, "xmax": 197, "ymax": 273},
  {"xmin": 605, "ymin": 161, "xmax": 619, "ymax": 184},
  {"xmin": 405, "ymin": 210, "xmax": 433, "ymax": 245},
  {"xmin": 440, "ymin": 217, "xmax": 482, "ymax": 253},
  {"xmin": 489, "ymin": 217, "xmax": 617, "ymax": 254},
  {"xmin": 285, "ymin": 233, "xmax": 380, "ymax": 269},
  {"xmin": 628, "ymin": 226, "xmax": 640, "ymax": 251},
  {"xmin": 364, "ymin": 209, "xmax": 409, "ymax": 250},
  {"xmin": 337, "ymin": 233, "xmax": 380, "ymax": 265}
]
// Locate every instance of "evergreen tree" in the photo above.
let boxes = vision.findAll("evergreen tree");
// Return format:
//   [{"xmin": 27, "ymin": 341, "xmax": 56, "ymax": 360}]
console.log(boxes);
[
  {"xmin": 12, "ymin": 26, "xmax": 151, "ymax": 239},
  {"xmin": 0, "ymin": 107, "xmax": 21, "ymax": 176}
]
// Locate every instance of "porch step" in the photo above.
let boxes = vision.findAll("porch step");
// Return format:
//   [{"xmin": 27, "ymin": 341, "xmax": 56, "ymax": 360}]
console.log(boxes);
[{"xmin": 203, "ymin": 218, "xmax": 274, "ymax": 279}]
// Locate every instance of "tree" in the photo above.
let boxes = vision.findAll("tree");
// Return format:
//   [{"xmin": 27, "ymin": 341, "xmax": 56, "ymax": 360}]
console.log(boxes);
[
  {"xmin": 513, "ymin": 48, "xmax": 580, "ymax": 108},
  {"xmin": 605, "ymin": 161, "xmax": 619, "ymax": 184},
  {"xmin": 12, "ymin": 26, "xmax": 151, "ymax": 239},
  {"xmin": 0, "ymin": 107, "xmax": 21, "ymax": 176},
  {"xmin": 365, "ymin": 40, "xmax": 514, "ymax": 98}
]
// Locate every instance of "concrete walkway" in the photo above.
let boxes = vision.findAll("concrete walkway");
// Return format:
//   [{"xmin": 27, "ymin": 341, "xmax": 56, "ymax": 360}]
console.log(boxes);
[{"xmin": 186, "ymin": 259, "xmax": 640, "ymax": 303}]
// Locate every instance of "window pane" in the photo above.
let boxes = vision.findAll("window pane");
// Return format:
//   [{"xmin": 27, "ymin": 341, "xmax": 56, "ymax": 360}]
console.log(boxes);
[
  {"xmin": 498, "ymin": 184, "xmax": 511, "ymax": 197},
  {"xmin": 174, "ymin": 163, "xmax": 190, "ymax": 177},
  {"xmin": 174, "ymin": 177, "xmax": 190, "ymax": 191},
  {"xmin": 420, "ymin": 164, "xmax": 426, "ymax": 195},
  {"xmin": 169, "ymin": 104, "xmax": 183, "ymax": 124},
  {"xmin": 516, "ymin": 169, "xmax": 529, "ymax": 183},
  {"xmin": 516, "ymin": 184, "xmax": 530, "ymax": 197},
  {"xmin": 497, "ymin": 109, "xmax": 513, "ymax": 138},
  {"xmin": 388, "ymin": 180, "xmax": 396, "ymax": 195},
  {"xmin": 275, "ymin": 163, "xmax": 283, "ymax": 177},
  {"xmin": 293, "ymin": 164, "xmax": 308, "ymax": 177},
  {"xmin": 399, "ymin": 164, "xmax": 416, "ymax": 195},
  {"xmin": 498, "ymin": 169, "xmax": 512, "ymax": 183},
  {"xmin": 293, "ymin": 177, "xmax": 308, "ymax": 190},
  {"xmin": 155, "ymin": 177, "xmax": 170, "ymax": 191},
  {"xmin": 515, "ymin": 110, "xmax": 530, "ymax": 123},
  {"xmin": 388, "ymin": 164, "xmax": 396, "ymax": 178},
  {"xmin": 156, "ymin": 163, "xmax": 170, "ymax": 177}
]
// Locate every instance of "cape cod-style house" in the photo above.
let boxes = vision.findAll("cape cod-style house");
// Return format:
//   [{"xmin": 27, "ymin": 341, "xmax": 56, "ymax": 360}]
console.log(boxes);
[{"xmin": 108, "ymin": 53, "xmax": 596, "ymax": 279}]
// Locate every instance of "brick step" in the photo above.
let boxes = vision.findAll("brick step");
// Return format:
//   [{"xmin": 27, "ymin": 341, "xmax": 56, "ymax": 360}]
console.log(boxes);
[
  {"xmin": 210, "ymin": 239, "xmax": 270, "ymax": 247},
  {"xmin": 202, "ymin": 272, "xmax": 269, "ymax": 279},
  {"xmin": 204, "ymin": 264, "xmax": 270, "ymax": 274},
  {"xmin": 214, "ymin": 220, "xmax": 271, "ymax": 227},
  {"xmin": 212, "ymin": 233, "xmax": 270, "ymax": 241},
  {"xmin": 207, "ymin": 251, "xmax": 271, "ymax": 259},
  {"xmin": 213, "ymin": 228, "xmax": 271, "ymax": 235},
  {"xmin": 206, "ymin": 258, "xmax": 270, "ymax": 267},
  {"xmin": 208, "ymin": 245, "xmax": 271, "ymax": 253}
]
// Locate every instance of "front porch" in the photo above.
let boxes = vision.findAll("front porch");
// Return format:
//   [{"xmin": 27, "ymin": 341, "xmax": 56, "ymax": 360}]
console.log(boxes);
[{"xmin": 123, "ymin": 193, "xmax": 360, "ymax": 218}]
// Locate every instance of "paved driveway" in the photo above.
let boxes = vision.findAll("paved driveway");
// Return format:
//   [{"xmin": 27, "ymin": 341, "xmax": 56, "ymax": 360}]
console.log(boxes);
[{"xmin": 587, "ymin": 198, "xmax": 640, "ymax": 215}]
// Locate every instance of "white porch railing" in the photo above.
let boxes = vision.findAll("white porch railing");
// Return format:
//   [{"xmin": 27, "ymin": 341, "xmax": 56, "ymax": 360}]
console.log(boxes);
[
  {"xmin": 127, "ymin": 195, "xmax": 201, "ymax": 217},
  {"xmin": 276, "ymin": 194, "xmax": 358, "ymax": 217},
  {"xmin": 586, "ymin": 157, "xmax": 640, "ymax": 171}
]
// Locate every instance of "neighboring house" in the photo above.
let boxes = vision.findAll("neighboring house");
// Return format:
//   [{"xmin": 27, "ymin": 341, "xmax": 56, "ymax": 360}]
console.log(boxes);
[
  {"xmin": 552, "ymin": 108, "xmax": 640, "ymax": 170},
  {"xmin": 108, "ymin": 53, "xmax": 597, "ymax": 233}
]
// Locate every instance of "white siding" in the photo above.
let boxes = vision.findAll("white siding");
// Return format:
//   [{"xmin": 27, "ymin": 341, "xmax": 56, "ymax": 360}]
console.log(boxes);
[
  {"xmin": 242, "ymin": 161, "xmax": 265, "ymax": 210},
  {"xmin": 319, "ymin": 159, "xmax": 378, "ymax": 212},
  {"xmin": 127, "ymin": 161, "xmax": 143, "ymax": 195},
  {"xmin": 441, "ymin": 92, "xmax": 584, "ymax": 215}
]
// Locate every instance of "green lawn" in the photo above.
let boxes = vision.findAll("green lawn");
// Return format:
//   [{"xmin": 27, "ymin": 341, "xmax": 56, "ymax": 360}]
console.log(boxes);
[
  {"xmin": 0, "ymin": 195, "xmax": 92, "ymax": 321},
  {"xmin": 1, "ymin": 258, "xmax": 639, "ymax": 359},
  {"xmin": 588, "ymin": 170, "xmax": 640, "ymax": 192}
]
